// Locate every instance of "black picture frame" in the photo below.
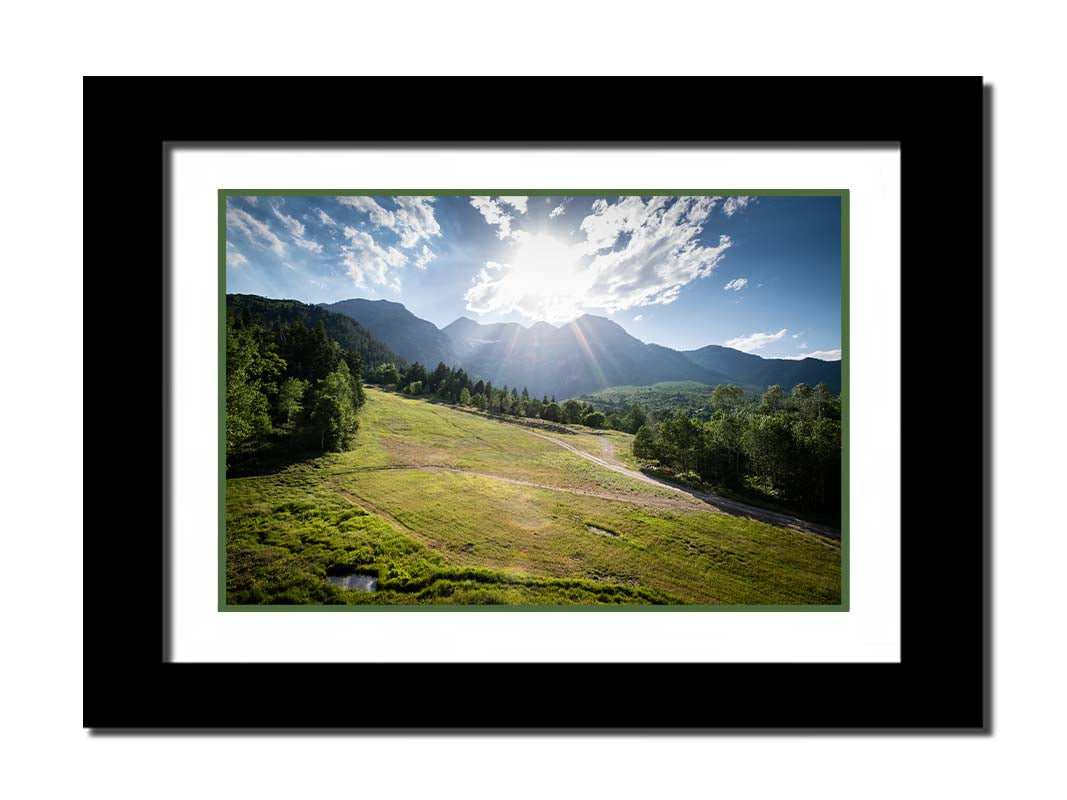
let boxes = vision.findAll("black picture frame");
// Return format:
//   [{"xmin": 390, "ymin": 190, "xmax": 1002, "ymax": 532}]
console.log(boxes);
[{"xmin": 83, "ymin": 77, "xmax": 987, "ymax": 731}]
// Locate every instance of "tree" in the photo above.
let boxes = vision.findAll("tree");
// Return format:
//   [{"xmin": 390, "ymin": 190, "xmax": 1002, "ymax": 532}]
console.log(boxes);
[
  {"xmin": 311, "ymin": 362, "xmax": 360, "ymax": 451},
  {"xmin": 741, "ymin": 412, "xmax": 795, "ymax": 491},
  {"xmin": 276, "ymin": 377, "xmax": 308, "ymax": 425},
  {"xmin": 430, "ymin": 361, "xmax": 450, "ymax": 392},
  {"xmin": 758, "ymin": 384, "xmax": 786, "ymax": 414},
  {"xmin": 541, "ymin": 402, "xmax": 563, "ymax": 422},
  {"xmin": 405, "ymin": 362, "xmax": 428, "ymax": 387},
  {"xmin": 562, "ymin": 399, "xmax": 583, "ymax": 424},
  {"xmin": 811, "ymin": 382, "xmax": 837, "ymax": 420},
  {"xmin": 711, "ymin": 384, "xmax": 745, "ymax": 415},
  {"xmin": 459, "ymin": 387, "xmax": 472, "ymax": 406},
  {"xmin": 632, "ymin": 424, "xmax": 658, "ymax": 461},
  {"xmin": 705, "ymin": 411, "xmax": 746, "ymax": 484},
  {"xmin": 659, "ymin": 410, "xmax": 702, "ymax": 473},
  {"xmin": 225, "ymin": 316, "xmax": 281, "ymax": 460},
  {"xmin": 472, "ymin": 392, "xmax": 487, "ymax": 410},
  {"xmin": 407, "ymin": 380, "xmax": 423, "ymax": 395},
  {"xmin": 625, "ymin": 403, "xmax": 647, "ymax": 434},
  {"xmin": 583, "ymin": 411, "xmax": 606, "ymax": 429}
]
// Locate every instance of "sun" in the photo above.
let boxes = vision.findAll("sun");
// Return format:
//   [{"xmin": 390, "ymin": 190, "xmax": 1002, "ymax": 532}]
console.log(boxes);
[{"xmin": 505, "ymin": 232, "xmax": 590, "ymax": 322}]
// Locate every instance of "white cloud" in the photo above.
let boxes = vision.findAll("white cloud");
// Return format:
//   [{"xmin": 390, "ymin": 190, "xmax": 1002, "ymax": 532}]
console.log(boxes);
[
  {"xmin": 270, "ymin": 204, "xmax": 306, "ymax": 238},
  {"xmin": 549, "ymin": 203, "xmax": 567, "ymax": 218},
  {"xmin": 784, "ymin": 349, "xmax": 842, "ymax": 361},
  {"xmin": 226, "ymin": 249, "xmax": 248, "ymax": 267},
  {"xmin": 282, "ymin": 261, "xmax": 296, "ymax": 270},
  {"xmin": 226, "ymin": 207, "xmax": 286, "ymax": 257},
  {"xmin": 338, "ymin": 195, "xmax": 440, "ymax": 249},
  {"xmin": 464, "ymin": 196, "xmax": 733, "ymax": 322},
  {"xmin": 244, "ymin": 196, "xmax": 258, "ymax": 205},
  {"xmin": 469, "ymin": 196, "xmax": 515, "ymax": 239},
  {"xmin": 578, "ymin": 195, "xmax": 648, "ymax": 254},
  {"xmin": 792, "ymin": 330, "xmax": 804, "ymax": 339},
  {"xmin": 723, "ymin": 277, "xmax": 748, "ymax": 291},
  {"xmin": 579, "ymin": 195, "xmax": 731, "ymax": 310},
  {"xmin": 338, "ymin": 196, "xmax": 395, "ymax": 228},
  {"xmin": 316, "ymin": 208, "xmax": 337, "ymax": 226},
  {"xmin": 633, "ymin": 314, "xmax": 643, "ymax": 321},
  {"xmin": 414, "ymin": 245, "xmax": 436, "ymax": 270},
  {"xmin": 498, "ymin": 196, "xmax": 528, "ymax": 214},
  {"xmin": 392, "ymin": 196, "xmax": 442, "ymax": 248},
  {"xmin": 270, "ymin": 203, "xmax": 325, "ymax": 253},
  {"xmin": 724, "ymin": 328, "xmax": 788, "ymax": 352},
  {"xmin": 292, "ymin": 236, "xmax": 324, "ymax": 253},
  {"xmin": 340, "ymin": 226, "xmax": 406, "ymax": 289},
  {"xmin": 722, "ymin": 196, "xmax": 756, "ymax": 216}
]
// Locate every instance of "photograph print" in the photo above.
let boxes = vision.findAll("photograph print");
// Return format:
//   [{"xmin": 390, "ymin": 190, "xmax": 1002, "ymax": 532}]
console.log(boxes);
[{"xmin": 223, "ymin": 191, "xmax": 845, "ymax": 608}]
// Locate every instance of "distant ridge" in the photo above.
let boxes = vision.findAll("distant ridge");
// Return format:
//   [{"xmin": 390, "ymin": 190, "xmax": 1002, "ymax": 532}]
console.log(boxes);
[
  {"xmin": 681, "ymin": 344, "xmax": 841, "ymax": 394},
  {"xmin": 309, "ymin": 295, "xmax": 841, "ymax": 398},
  {"xmin": 321, "ymin": 298, "xmax": 461, "ymax": 369}
]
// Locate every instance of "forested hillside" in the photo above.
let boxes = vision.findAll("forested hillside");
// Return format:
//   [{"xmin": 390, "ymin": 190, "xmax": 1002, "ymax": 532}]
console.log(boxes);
[
  {"xmin": 573, "ymin": 381, "xmax": 722, "ymax": 418},
  {"xmin": 227, "ymin": 294, "xmax": 405, "ymax": 371}
]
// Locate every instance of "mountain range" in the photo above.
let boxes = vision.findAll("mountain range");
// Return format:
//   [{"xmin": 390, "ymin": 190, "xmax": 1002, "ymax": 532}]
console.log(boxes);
[{"xmin": 320, "ymin": 297, "xmax": 841, "ymax": 398}]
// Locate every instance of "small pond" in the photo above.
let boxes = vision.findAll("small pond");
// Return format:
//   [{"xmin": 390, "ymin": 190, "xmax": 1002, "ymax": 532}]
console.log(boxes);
[{"xmin": 325, "ymin": 573, "xmax": 378, "ymax": 592}]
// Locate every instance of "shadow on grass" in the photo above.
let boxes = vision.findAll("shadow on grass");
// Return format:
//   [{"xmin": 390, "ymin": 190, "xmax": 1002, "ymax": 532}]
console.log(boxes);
[{"xmin": 226, "ymin": 440, "xmax": 330, "ymax": 478}]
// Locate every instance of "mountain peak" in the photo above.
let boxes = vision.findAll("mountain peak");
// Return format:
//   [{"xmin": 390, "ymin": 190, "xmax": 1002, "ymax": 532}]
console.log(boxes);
[
  {"xmin": 323, "ymin": 297, "xmax": 460, "ymax": 368},
  {"xmin": 569, "ymin": 313, "xmax": 619, "ymax": 328}
]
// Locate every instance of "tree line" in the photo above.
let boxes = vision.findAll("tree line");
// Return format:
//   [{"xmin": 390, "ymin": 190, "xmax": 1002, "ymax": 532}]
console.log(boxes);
[
  {"xmin": 367, "ymin": 360, "xmax": 650, "ymax": 431},
  {"xmin": 632, "ymin": 383, "xmax": 841, "ymax": 514},
  {"xmin": 226, "ymin": 314, "xmax": 366, "ymax": 468}
]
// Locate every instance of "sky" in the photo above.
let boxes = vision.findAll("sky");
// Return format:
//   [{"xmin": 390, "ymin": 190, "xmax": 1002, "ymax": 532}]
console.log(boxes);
[{"xmin": 225, "ymin": 193, "xmax": 842, "ymax": 359}]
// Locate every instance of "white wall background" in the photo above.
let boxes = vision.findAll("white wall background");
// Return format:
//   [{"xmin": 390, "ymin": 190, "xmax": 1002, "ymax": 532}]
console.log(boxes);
[{"xmin": 0, "ymin": 3, "xmax": 1063, "ymax": 799}]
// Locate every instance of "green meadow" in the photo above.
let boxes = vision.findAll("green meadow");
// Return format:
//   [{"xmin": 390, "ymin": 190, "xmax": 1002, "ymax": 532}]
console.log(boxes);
[{"xmin": 226, "ymin": 388, "xmax": 841, "ymax": 606}]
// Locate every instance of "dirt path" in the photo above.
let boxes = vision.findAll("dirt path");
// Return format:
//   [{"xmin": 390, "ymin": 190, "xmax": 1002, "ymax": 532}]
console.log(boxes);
[
  {"xmin": 341, "ymin": 465, "xmax": 704, "ymax": 511},
  {"xmin": 527, "ymin": 431, "xmax": 840, "ymax": 540}
]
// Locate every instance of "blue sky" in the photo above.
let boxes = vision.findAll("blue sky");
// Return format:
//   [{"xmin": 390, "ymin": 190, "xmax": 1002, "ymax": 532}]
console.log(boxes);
[{"xmin": 225, "ymin": 194, "xmax": 841, "ymax": 359}]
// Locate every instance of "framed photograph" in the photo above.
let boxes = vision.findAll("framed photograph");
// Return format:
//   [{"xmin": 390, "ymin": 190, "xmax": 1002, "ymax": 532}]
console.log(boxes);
[
  {"xmin": 84, "ymin": 77, "xmax": 986, "ymax": 730},
  {"xmin": 222, "ymin": 188, "xmax": 846, "ymax": 612}
]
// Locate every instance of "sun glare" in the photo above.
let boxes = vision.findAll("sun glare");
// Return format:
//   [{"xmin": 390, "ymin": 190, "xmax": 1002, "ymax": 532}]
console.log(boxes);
[{"xmin": 506, "ymin": 233, "xmax": 589, "ymax": 323}]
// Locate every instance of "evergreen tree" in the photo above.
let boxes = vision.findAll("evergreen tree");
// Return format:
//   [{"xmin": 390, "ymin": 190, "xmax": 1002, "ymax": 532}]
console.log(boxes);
[{"xmin": 311, "ymin": 361, "xmax": 360, "ymax": 451}]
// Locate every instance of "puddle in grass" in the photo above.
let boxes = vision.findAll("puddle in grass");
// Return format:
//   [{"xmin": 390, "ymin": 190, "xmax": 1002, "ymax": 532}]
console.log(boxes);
[
  {"xmin": 586, "ymin": 524, "xmax": 618, "ymax": 537},
  {"xmin": 325, "ymin": 573, "xmax": 378, "ymax": 592}
]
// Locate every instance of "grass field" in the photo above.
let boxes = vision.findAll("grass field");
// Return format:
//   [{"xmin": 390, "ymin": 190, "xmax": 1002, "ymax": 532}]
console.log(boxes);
[{"xmin": 226, "ymin": 388, "xmax": 841, "ymax": 606}]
